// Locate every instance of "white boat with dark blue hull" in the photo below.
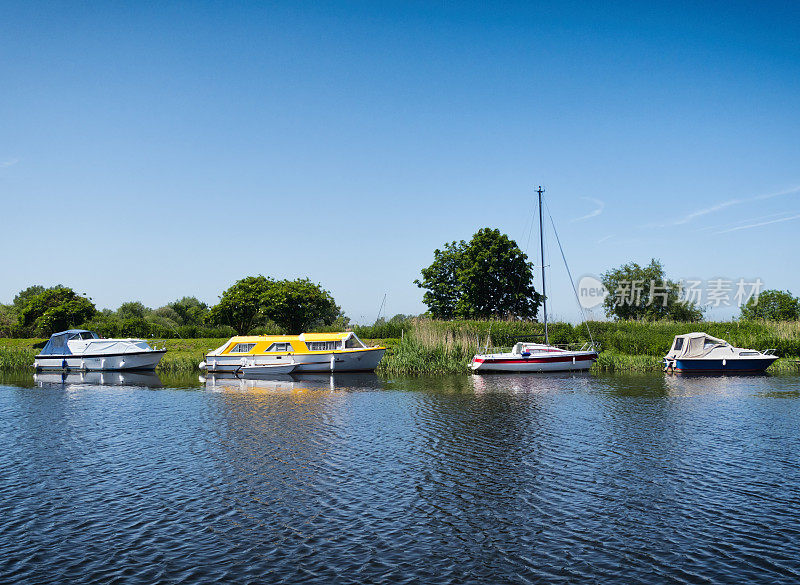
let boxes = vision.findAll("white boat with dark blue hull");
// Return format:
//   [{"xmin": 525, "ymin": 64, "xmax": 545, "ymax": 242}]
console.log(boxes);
[
  {"xmin": 663, "ymin": 333, "xmax": 777, "ymax": 374},
  {"xmin": 34, "ymin": 329, "xmax": 166, "ymax": 371}
]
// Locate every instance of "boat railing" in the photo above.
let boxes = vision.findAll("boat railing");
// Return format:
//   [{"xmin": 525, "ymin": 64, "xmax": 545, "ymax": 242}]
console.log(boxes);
[
  {"xmin": 763, "ymin": 348, "xmax": 777, "ymax": 355},
  {"xmin": 476, "ymin": 342, "xmax": 599, "ymax": 355}
]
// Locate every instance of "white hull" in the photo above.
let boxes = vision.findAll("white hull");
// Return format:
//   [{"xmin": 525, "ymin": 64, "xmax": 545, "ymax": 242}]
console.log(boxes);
[
  {"xmin": 471, "ymin": 350, "xmax": 598, "ymax": 373},
  {"xmin": 202, "ymin": 347, "xmax": 385, "ymax": 373},
  {"xmin": 34, "ymin": 350, "xmax": 166, "ymax": 371}
]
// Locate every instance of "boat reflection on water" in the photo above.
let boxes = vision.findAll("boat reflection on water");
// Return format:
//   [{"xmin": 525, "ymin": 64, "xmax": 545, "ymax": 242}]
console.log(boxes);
[
  {"xmin": 471, "ymin": 370, "xmax": 594, "ymax": 395},
  {"xmin": 33, "ymin": 370, "xmax": 164, "ymax": 389},
  {"xmin": 201, "ymin": 373, "xmax": 296, "ymax": 393},
  {"xmin": 662, "ymin": 371, "xmax": 775, "ymax": 397},
  {"xmin": 201, "ymin": 372, "xmax": 383, "ymax": 393}
]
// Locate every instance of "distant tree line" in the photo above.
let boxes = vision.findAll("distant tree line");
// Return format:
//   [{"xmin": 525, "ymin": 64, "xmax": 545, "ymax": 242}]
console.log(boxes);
[
  {"xmin": 3, "ymin": 242, "xmax": 797, "ymax": 339},
  {"xmin": 600, "ymin": 259, "xmax": 704, "ymax": 322},
  {"xmin": 600, "ymin": 259, "xmax": 799, "ymax": 322},
  {"xmin": 0, "ymin": 277, "xmax": 348, "ymax": 338},
  {"xmin": 416, "ymin": 228, "xmax": 797, "ymax": 325},
  {"xmin": 740, "ymin": 289, "xmax": 800, "ymax": 321}
]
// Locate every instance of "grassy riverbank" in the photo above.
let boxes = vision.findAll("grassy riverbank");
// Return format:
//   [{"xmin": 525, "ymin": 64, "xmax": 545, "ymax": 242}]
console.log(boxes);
[
  {"xmin": 0, "ymin": 338, "xmax": 228, "ymax": 375},
  {"xmin": 373, "ymin": 319, "xmax": 800, "ymax": 374},
  {"xmin": 1, "ymin": 320, "xmax": 799, "ymax": 375}
]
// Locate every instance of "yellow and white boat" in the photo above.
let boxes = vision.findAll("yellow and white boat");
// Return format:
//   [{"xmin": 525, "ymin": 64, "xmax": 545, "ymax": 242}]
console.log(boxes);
[{"xmin": 199, "ymin": 332, "xmax": 385, "ymax": 373}]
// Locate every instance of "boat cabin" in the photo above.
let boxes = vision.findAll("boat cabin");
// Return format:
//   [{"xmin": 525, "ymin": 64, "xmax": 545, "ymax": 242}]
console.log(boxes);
[
  {"xmin": 665, "ymin": 333, "xmax": 729, "ymax": 359},
  {"xmin": 212, "ymin": 332, "xmax": 368, "ymax": 356},
  {"xmin": 40, "ymin": 330, "xmax": 100, "ymax": 356},
  {"xmin": 511, "ymin": 342, "xmax": 564, "ymax": 356}
]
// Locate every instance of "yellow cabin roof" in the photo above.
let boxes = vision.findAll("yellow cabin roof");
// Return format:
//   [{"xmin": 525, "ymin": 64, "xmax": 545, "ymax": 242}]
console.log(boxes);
[
  {"xmin": 209, "ymin": 331, "xmax": 367, "ymax": 356},
  {"xmin": 225, "ymin": 332, "xmax": 350, "ymax": 344}
]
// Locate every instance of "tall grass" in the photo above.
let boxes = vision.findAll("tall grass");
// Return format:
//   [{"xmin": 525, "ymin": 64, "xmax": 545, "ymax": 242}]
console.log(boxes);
[
  {"xmin": 403, "ymin": 318, "xmax": 800, "ymax": 357},
  {"xmin": 0, "ymin": 347, "xmax": 37, "ymax": 371},
  {"xmin": 375, "ymin": 318, "xmax": 800, "ymax": 375},
  {"xmin": 1, "ymin": 321, "xmax": 798, "ymax": 375}
]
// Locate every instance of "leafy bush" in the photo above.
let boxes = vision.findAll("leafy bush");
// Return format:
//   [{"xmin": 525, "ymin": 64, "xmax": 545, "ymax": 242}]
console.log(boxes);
[{"xmin": 740, "ymin": 289, "xmax": 800, "ymax": 321}]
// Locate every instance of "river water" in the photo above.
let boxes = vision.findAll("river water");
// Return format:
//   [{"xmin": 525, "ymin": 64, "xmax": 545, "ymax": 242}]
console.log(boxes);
[{"xmin": 2, "ymin": 371, "xmax": 800, "ymax": 584}]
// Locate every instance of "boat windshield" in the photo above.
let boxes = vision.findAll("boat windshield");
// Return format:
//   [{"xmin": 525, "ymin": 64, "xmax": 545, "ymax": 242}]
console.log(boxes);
[
  {"xmin": 40, "ymin": 333, "xmax": 71, "ymax": 355},
  {"xmin": 67, "ymin": 331, "xmax": 98, "ymax": 340},
  {"xmin": 345, "ymin": 335, "xmax": 366, "ymax": 349}
]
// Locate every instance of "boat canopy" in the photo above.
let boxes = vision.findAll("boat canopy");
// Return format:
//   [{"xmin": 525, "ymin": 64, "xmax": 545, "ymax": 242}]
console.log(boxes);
[
  {"xmin": 668, "ymin": 332, "xmax": 728, "ymax": 358},
  {"xmin": 40, "ymin": 330, "xmax": 99, "ymax": 355}
]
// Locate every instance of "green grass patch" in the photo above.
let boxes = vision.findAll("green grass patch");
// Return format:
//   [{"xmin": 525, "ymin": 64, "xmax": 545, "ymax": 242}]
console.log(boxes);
[{"xmin": 1, "ymin": 321, "xmax": 799, "ymax": 376}]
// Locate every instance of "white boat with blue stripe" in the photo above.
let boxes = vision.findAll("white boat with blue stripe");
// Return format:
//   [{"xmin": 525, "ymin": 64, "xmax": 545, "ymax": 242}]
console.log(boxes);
[
  {"xmin": 33, "ymin": 329, "xmax": 167, "ymax": 371},
  {"xmin": 663, "ymin": 333, "xmax": 777, "ymax": 374}
]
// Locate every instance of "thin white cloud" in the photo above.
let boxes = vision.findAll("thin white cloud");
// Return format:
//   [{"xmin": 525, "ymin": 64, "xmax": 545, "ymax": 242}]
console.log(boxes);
[
  {"xmin": 755, "ymin": 184, "xmax": 800, "ymax": 200},
  {"xmin": 597, "ymin": 234, "xmax": 614, "ymax": 243},
  {"xmin": 0, "ymin": 158, "xmax": 19, "ymax": 168},
  {"xmin": 697, "ymin": 211, "xmax": 793, "ymax": 233},
  {"xmin": 571, "ymin": 197, "xmax": 605, "ymax": 222},
  {"xmin": 670, "ymin": 198, "xmax": 743, "ymax": 225},
  {"xmin": 657, "ymin": 183, "xmax": 800, "ymax": 228},
  {"xmin": 714, "ymin": 212, "xmax": 800, "ymax": 234}
]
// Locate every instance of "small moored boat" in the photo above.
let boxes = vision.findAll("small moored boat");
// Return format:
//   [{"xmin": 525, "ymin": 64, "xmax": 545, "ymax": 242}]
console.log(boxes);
[
  {"xmin": 470, "ymin": 186, "xmax": 599, "ymax": 373},
  {"xmin": 472, "ymin": 342, "xmax": 598, "ymax": 372},
  {"xmin": 33, "ymin": 329, "xmax": 167, "ymax": 371},
  {"xmin": 663, "ymin": 333, "xmax": 777, "ymax": 374},
  {"xmin": 238, "ymin": 362, "xmax": 297, "ymax": 376},
  {"xmin": 200, "ymin": 332, "xmax": 385, "ymax": 373}
]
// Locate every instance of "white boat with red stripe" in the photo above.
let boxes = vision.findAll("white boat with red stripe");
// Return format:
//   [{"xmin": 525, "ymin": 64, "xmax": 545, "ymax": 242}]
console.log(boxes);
[
  {"xmin": 471, "ymin": 342, "xmax": 598, "ymax": 372},
  {"xmin": 470, "ymin": 185, "xmax": 600, "ymax": 373}
]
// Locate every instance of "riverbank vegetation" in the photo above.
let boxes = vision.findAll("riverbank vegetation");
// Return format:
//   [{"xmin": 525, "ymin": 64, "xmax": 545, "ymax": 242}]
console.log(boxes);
[
  {"xmin": 2, "ymin": 319, "xmax": 799, "ymax": 375},
  {"xmin": 0, "ymin": 278, "xmax": 346, "ymax": 339},
  {"xmin": 373, "ymin": 319, "xmax": 800, "ymax": 374}
]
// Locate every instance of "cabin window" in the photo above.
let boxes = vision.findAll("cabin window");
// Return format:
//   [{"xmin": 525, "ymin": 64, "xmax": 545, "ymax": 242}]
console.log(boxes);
[
  {"xmin": 265, "ymin": 342, "xmax": 292, "ymax": 352},
  {"xmin": 80, "ymin": 332, "xmax": 97, "ymax": 340},
  {"xmin": 674, "ymin": 338, "xmax": 684, "ymax": 351},
  {"xmin": 229, "ymin": 343, "xmax": 256, "ymax": 353},
  {"xmin": 307, "ymin": 341, "xmax": 340, "ymax": 351}
]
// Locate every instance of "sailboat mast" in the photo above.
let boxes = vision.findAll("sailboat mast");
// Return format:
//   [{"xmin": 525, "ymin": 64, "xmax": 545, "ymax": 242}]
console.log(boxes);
[{"xmin": 537, "ymin": 186, "xmax": 549, "ymax": 345}]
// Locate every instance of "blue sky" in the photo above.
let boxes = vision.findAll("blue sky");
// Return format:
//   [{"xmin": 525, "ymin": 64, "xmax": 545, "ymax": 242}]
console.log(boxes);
[{"xmin": 2, "ymin": 1, "xmax": 798, "ymax": 322}]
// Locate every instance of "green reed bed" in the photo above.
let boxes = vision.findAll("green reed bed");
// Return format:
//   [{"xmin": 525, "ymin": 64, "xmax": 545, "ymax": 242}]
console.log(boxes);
[
  {"xmin": 376, "ymin": 337, "xmax": 473, "ymax": 375},
  {"xmin": 0, "ymin": 347, "xmax": 38, "ymax": 372},
  {"xmin": 373, "ymin": 319, "xmax": 800, "ymax": 375},
  {"xmin": 592, "ymin": 351, "xmax": 663, "ymax": 373},
  {"xmin": 150, "ymin": 338, "xmax": 227, "ymax": 373},
  {"xmin": 413, "ymin": 319, "xmax": 800, "ymax": 358},
  {"xmin": 1, "ymin": 322, "xmax": 798, "ymax": 376}
]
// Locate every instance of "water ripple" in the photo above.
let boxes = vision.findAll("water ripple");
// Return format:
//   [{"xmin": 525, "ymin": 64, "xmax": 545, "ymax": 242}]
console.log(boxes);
[{"xmin": 1, "ymin": 374, "xmax": 800, "ymax": 583}]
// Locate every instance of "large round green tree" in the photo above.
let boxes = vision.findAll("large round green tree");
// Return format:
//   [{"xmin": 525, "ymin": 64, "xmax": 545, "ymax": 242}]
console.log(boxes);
[
  {"xmin": 261, "ymin": 279, "xmax": 341, "ymax": 334},
  {"xmin": 415, "ymin": 228, "xmax": 542, "ymax": 320},
  {"xmin": 209, "ymin": 276, "xmax": 273, "ymax": 335},
  {"xmin": 211, "ymin": 276, "xmax": 342, "ymax": 334}
]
